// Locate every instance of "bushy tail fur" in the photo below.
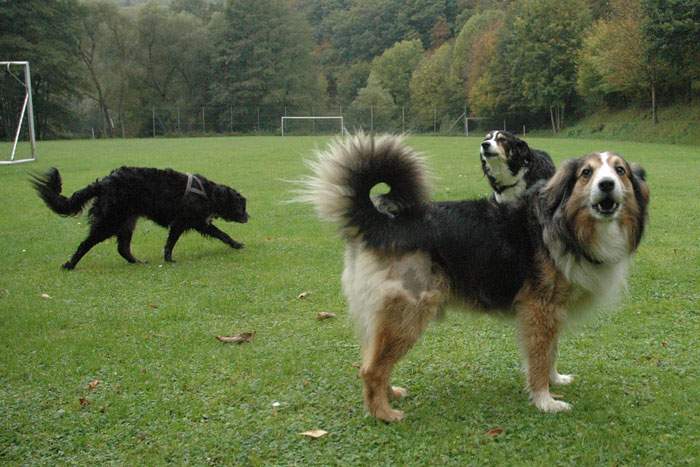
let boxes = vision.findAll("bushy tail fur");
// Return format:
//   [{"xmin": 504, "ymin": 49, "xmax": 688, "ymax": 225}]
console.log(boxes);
[
  {"xmin": 31, "ymin": 168, "xmax": 99, "ymax": 216},
  {"xmin": 299, "ymin": 133, "xmax": 431, "ymax": 247}
]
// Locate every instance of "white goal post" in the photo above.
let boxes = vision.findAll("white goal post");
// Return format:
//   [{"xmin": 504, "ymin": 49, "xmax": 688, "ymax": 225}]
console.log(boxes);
[
  {"xmin": 1, "ymin": 61, "xmax": 37, "ymax": 165},
  {"xmin": 281, "ymin": 116, "xmax": 346, "ymax": 136}
]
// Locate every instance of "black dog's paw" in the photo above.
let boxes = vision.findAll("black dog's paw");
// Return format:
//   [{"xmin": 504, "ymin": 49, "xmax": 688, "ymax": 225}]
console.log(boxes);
[
  {"xmin": 231, "ymin": 242, "xmax": 244, "ymax": 249},
  {"xmin": 61, "ymin": 262, "xmax": 75, "ymax": 270}
]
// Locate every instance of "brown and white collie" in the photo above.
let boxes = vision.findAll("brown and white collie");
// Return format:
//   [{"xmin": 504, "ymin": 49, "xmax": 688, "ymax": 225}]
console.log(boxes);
[{"xmin": 301, "ymin": 134, "xmax": 649, "ymax": 422}]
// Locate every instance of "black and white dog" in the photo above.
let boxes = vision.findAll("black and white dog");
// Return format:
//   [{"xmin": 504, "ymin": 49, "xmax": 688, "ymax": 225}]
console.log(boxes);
[
  {"xmin": 32, "ymin": 167, "xmax": 248, "ymax": 269},
  {"xmin": 480, "ymin": 130, "xmax": 555, "ymax": 202}
]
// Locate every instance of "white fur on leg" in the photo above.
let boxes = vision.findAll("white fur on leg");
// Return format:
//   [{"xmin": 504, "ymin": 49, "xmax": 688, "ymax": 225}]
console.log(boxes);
[
  {"xmin": 531, "ymin": 390, "xmax": 572, "ymax": 413},
  {"xmin": 550, "ymin": 371, "xmax": 575, "ymax": 385}
]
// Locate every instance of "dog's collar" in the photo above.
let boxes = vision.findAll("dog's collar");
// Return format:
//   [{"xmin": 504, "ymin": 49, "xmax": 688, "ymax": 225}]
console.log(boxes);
[
  {"xmin": 185, "ymin": 173, "xmax": 207, "ymax": 198},
  {"xmin": 492, "ymin": 180, "xmax": 519, "ymax": 194}
]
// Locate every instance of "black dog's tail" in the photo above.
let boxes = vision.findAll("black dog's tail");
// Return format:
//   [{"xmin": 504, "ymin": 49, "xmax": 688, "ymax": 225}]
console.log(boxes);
[
  {"xmin": 31, "ymin": 168, "xmax": 99, "ymax": 216},
  {"xmin": 298, "ymin": 133, "xmax": 431, "ymax": 247}
]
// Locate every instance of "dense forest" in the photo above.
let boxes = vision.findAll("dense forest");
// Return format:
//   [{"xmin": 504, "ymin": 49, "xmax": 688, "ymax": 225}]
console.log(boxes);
[{"xmin": 1, "ymin": 0, "xmax": 698, "ymax": 138}]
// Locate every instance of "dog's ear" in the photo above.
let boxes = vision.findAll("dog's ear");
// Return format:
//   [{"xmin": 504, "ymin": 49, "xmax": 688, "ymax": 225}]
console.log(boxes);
[
  {"xmin": 537, "ymin": 157, "xmax": 580, "ymax": 218},
  {"xmin": 629, "ymin": 162, "xmax": 649, "ymax": 214}
]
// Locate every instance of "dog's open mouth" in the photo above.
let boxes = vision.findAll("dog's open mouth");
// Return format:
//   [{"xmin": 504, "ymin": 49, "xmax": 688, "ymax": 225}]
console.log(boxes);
[{"xmin": 593, "ymin": 197, "xmax": 619, "ymax": 216}]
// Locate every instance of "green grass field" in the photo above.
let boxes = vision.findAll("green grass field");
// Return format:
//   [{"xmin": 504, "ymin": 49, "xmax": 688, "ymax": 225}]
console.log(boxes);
[{"xmin": 0, "ymin": 136, "xmax": 698, "ymax": 465}]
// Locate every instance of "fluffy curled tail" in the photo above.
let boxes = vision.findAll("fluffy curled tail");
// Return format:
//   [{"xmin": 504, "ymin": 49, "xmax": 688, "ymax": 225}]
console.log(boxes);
[
  {"xmin": 31, "ymin": 168, "xmax": 99, "ymax": 216},
  {"xmin": 299, "ymin": 133, "xmax": 431, "ymax": 246}
]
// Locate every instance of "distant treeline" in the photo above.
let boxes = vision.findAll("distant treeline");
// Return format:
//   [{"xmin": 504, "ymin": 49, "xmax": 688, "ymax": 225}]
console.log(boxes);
[{"xmin": 1, "ymin": 0, "xmax": 698, "ymax": 138}]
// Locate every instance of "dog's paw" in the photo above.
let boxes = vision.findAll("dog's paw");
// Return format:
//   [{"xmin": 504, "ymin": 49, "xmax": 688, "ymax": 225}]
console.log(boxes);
[
  {"xmin": 374, "ymin": 407, "xmax": 405, "ymax": 422},
  {"xmin": 61, "ymin": 262, "xmax": 75, "ymax": 270},
  {"xmin": 390, "ymin": 386, "xmax": 408, "ymax": 399},
  {"xmin": 230, "ymin": 242, "xmax": 244, "ymax": 249},
  {"xmin": 550, "ymin": 373, "xmax": 575, "ymax": 385},
  {"xmin": 532, "ymin": 392, "xmax": 572, "ymax": 413}
]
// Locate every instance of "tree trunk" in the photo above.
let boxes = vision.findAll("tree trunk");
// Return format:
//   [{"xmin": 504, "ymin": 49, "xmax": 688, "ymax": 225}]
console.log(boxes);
[
  {"xmin": 550, "ymin": 106, "xmax": 556, "ymax": 134},
  {"xmin": 651, "ymin": 82, "xmax": 658, "ymax": 125}
]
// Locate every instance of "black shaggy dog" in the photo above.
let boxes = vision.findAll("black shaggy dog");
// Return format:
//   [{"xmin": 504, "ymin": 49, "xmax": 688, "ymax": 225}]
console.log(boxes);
[
  {"xmin": 32, "ymin": 167, "xmax": 248, "ymax": 269},
  {"xmin": 480, "ymin": 130, "xmax": 555, "ymax": 203}
]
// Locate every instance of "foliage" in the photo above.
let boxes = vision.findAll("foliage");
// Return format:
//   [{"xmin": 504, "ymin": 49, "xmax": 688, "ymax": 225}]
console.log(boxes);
[
  {"xmin": 370, "ymin": 40, "xmax": 424, "ymax": 107},
  {"xmin": 451, "ymin": 9, "xmax": 505, "ymax": 107},
  {"xmin": 348, "ymin": 73, "xmax": 398, "ymax": 129},
  {"xmin": 0, "ymin": 0, "xmax": 83, "ymax": 138},
  {"xmin": 209, "ymin": 0, "xmax": 320, "ymax": 128},
  {"xmin": 409, "ymin": 42, "xmax": 464, "ymax": 130}
]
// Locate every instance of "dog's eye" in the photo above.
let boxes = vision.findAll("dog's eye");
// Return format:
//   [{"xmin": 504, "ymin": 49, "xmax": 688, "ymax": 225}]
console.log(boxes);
[
  {"xmin": 581, "ymin": 168, "xmax": 592, "ymax": 178},
  {"xmin": 615, "ymin": 166, "xmax": 626, "ymax": 176}
]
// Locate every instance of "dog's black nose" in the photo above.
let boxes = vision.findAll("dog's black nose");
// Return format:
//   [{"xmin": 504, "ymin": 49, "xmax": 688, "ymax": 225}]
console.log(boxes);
[
  {"xmin": 598, "ymin": 179, "xmax": 615, "ymax": 193},
  {"xmin": 481, "ymin": 142, "xmax": 490, "ymax": 150}
]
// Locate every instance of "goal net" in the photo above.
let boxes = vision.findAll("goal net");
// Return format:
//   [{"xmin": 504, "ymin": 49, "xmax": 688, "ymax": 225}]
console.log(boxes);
[
  {"xmin": 281, "ymin": 116, "xmax": 346, "ymax": 136},
  {"xmin": 1, "ymin": 61, "xmax": 37, "ymax": 165}
]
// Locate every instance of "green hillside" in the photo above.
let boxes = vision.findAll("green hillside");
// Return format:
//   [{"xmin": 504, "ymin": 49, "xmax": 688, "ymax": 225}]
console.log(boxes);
[{"xmin": 562, "ymin": 103, "xmax": 700, "ymax": 145}]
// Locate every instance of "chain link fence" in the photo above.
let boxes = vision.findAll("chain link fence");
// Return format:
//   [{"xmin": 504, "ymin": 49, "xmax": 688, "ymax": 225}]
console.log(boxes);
[{"xmin": 72, "ymin": 103, "xmax": 542, "ymax": 139}]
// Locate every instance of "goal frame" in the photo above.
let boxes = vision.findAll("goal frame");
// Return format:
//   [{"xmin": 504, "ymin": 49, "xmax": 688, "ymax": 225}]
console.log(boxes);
[
  {"xmin": 1, "ymin": 61, "xmax": 37, "ymax": 165},
  {"xmin": 280, "ymin": 116, "xmax": 346, "ymax": 136}
]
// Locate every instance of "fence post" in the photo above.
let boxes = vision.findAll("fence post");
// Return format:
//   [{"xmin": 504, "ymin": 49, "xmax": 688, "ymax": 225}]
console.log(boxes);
[
  {"xmin": 201, "ymin": 106, "xmax": 205, "ymax": 133},
  {"xmin": 402, "ymin": 106, "xmax": 405, "ymax": 133},
  {"xmin": 152, "ymin": 107, "xmax": 155, "ymax": 138},
  {"xmin": 503, "ymin": 119, "xmax": 506, "ymax": 131},
  {"xmin": 177, "ymin": 107, "xmax": 181, "ymax": 133},
  {"xmin": 370, "ymin": 105, "xmax": 374, "ymax": 132},
  {"xmin": 433, "ymin": 107, "xmax": 437, "ymax": 134},
  {"xmin": 523, "ymin": 125, "xmax": 526, "ymax": 136},
  {"xmin": 257, "ymin": 107, "xmax": 260, "ymax": 132},
  {"xmin": 229, "ymin": 105, "xmax": 233, "ymax": 133}
]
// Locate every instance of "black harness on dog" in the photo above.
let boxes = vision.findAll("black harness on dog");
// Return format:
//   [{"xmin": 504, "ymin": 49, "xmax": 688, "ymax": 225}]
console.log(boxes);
[{"xmin": 185, "ymin": 173, "xmax": 207, "ymax": 198}]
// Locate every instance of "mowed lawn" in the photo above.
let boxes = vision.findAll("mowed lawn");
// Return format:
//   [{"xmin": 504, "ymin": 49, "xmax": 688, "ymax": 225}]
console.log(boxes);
[{"xmin": 0, "ymin": 136, "xmax": 698, "ymax": 465}]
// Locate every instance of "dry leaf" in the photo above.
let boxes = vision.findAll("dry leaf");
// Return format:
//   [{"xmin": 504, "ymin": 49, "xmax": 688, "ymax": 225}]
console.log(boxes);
[
  {"xmin": 485, "ymin": 427, "xmax": 504, "ymax": 437},
  {"xmin": 87, "ymin": 379, "xmax": 101, "ymax": 390},
  {"xmin": 79, "ymin": 397, "xmax": 90, "ymax": 408},
  {"xmin": 316, "ymin": 311, "xmax": 336, "ymax": 320},
  {"xmin": 300, "ymin": 429, "xmax": 328, "ymax": 439},
  {"xmin": 216, "ymin": 332, "xmax": 255, "ymax": 344},
  {"xmin": 351, "ymin": 362, "xmax": 361, "ymax": 369},
  {"xmin": 550, "ymin": 393, "xmax": 564, "ymax": 399},
  {"xmin": 661, "ymin": 340, "xmax": 668, "ymax": 348},
  {"xmin": 40, "ymin": 293, "xmax": 51, "ymax": 299},
  {"xmin": 148, "ymin": 303, "xmax": 159, "ymax": 309},
  {"xmin": 297, "ymin": 291, "xmax": 310, "ymax": 300}
]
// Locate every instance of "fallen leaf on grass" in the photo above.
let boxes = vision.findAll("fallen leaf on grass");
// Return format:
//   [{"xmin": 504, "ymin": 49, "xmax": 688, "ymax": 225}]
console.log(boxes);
[
  {"xmin": 216, "ymin": 332, "xmax": 255, "ymax": 344},
  {"xmin": 297, "ymin": 291, "xmax": 310, "ymax": 300},
  {"xmin": 316, "ymin": 311, "xmax": 336, "ymax": 320},
  {"xmin": 300, "ymin": 429, "xmax": 328, "ymax": 439},
  {"xmin": 351, "ymin": 362, "xmax": 361, "ymax": 369},
  {"xmin": 661, "ymin": 340, "xmax": 668, "ymax": 348},
  {"xmin": 550, "ymin": 393, "xmax": 564, "ymax": 399},
  {"xmin": 79, "ymin": 398, "xmax": 90, "ymax": 408},
  {"xmin": 148, "ymin": 303, "xmax": 159, "ymax": 309},
  {"xmin": 485, "ymin": 427, "xmax": 504, "ymax": 437},
  {"xmin": 40, "ymin": 293, "xmax": 51, "ymax": 299},
  {"xmin": 87, "ymin": 379, "xmax": 101, "ymax": 390}
]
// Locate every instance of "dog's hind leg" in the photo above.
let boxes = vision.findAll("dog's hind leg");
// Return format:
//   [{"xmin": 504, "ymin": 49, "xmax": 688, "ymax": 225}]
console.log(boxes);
[
  {"xmin": 359, "ymin": 289, "xmax": 441, "ymax": 422},
  {"xmin": 164, "ymin": 221, "xmax": 186, "ymax": 262},
  {"xmin": 62, "ymin": 222, "xmax": 115, "ymax": 270},
  {"xmin": 117, "ymin": 217, "xmax": 141, "ymax": 264},
  {"xmin": 196, "ymin": 223, "xmax": 243, "ymax": 249}
]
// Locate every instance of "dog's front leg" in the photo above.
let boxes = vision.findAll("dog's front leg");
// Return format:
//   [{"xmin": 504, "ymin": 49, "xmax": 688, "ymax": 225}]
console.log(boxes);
[
  {"xmin": 197, "ymin": 224, "xmax": 243, "ymax": 249},
  {"xmin": 164, "ymin": 222, "xmax": 186, "ymax": 262},
  {"xmin": 518, "ymin": 300, "xmax": 571, "ymax": 413}
]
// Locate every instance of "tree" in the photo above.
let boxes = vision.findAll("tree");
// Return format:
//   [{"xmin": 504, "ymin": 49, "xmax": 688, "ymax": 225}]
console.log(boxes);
[
  {"xmin": 348, "ymin": 73, "xmax": 398, "ymax": 130},
  {"xmin": 504, "ymin": 0, "xmax": 591, "ymax": 132},
  {"xmin": 451, "ymin": 9, "xmax": 505, "ymax": 105},
  {"xmin": 577, "ymin": 0, "xmax": 670, "ymax": 123},
  {"xmin": 370, "ymin": 40, "xmax": 424, "ymax": 108},
  {"xmin": 209, "ymin": 0, "xmax": 320, "ymax": 129},
  {"xmin": 409, "ymin": 42, "xmax": 463, "ymax": 130},
  {"xmin": 0, "ymin": 0, "xmax": 83, "ymax": 138},
  {"xmin": 643, "ymin": 0, "xmax": 700, "ymax": 104}
]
